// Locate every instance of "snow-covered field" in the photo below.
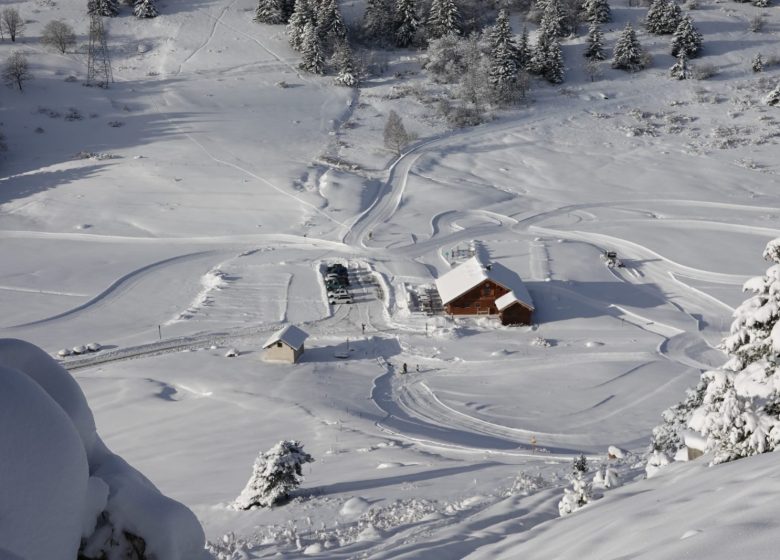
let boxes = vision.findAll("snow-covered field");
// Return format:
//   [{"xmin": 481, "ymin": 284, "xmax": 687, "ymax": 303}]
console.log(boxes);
[{"xmin": 2, "ymin": 0, "xmax": 780, "ymax": 558}]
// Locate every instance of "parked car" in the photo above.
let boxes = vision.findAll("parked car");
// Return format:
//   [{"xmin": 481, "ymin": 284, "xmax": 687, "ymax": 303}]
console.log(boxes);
[{"xmin": 330, "ymin": 293, "xmax": 353, "ymax": 304}]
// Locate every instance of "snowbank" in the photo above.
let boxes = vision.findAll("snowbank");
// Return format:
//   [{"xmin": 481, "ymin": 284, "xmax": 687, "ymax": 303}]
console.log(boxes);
[{"xmin": 0, "ymin": 339, "xmax": 207, "ymax": 560}]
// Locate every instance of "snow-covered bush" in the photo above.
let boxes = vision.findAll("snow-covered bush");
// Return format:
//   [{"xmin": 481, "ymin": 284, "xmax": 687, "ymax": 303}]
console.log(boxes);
[
  {"xmin": 765, "ymin": 83, "xmax": 780, "ymax": 107},
  {"xmin": 645, "ymin": 449, "xmax": 671, "ymax": 478},
  {"xmin": 558, "ymin": 454, "xmax": 592, "ymax": 516},
  {"xmin": 233, "ymin": 440, "xmax": 314, "ymax": 509},
  {"xmin": 0, "ymin": 338, "xmax": 206, "ymax": 560}
]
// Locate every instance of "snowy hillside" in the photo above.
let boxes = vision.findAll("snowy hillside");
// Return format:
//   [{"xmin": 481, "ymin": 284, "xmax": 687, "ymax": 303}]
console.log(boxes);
[{"xmin": 1, "ymin": 0, "xmax": 780, "ymax": 557}]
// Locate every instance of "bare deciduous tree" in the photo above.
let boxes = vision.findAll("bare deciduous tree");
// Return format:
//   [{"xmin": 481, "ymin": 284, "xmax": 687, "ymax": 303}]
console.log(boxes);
[
  {"xmin": 1, "ymin": 8, "xmax": 25, "ymax": 42},
  {"xmin": 3, "ymin": 52, "xmax": 32, "ymax": 91},
  {"xmin": 41, "ymin": 20, "xmax": 76, "ymax": 54},
  {"xmin": 383, "ymin": 110, "xmax": 412, "ymax": 156}
]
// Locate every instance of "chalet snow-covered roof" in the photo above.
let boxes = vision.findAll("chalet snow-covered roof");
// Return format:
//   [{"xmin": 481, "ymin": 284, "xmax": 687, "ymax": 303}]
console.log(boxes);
[
  {"xmin": 263, "ymin": 325, "xmax": 308, "ymax": 351},
  {"xmin": 435, "ymin": 257, "xmax": 534, "ymax": 309}
]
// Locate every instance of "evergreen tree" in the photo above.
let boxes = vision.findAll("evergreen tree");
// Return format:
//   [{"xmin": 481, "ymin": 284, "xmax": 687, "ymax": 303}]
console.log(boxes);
[
  {"xmin": 87, "ymin": 0, "xmax": 119, "ymax": 17},
  {"xmin": 544, "ymin": 38, "xmax": 564, "ymax": 83},
  {"xmin": 645, "ymin": 0, "xmax": 682, "ymax": 35},
  {"xmin": 611, "ymin": 23, "xmax": 644, "ymax": 71},
  {"xmin": 752, "ymin": 53, "xmax": 764, "ymax": 72},
  {"xmin": 490, "ymin": 10, "xmax": 518, "ymax": 59},
  {"xmin": 669, "ymin": 50, "xmax": 689, "ymax": 79},
  {"xmin": 299, "ymin": 21, "xmax": 325, "ymax": 73},
  {"xmin": 317, "ymin": 0, "xmax": 347, "ymax": 47},
  {"xmin": 752, "ymin": 0, "xmax": 770, "ymax": 7},
  {"xmin": 489, "ymin": 14, "xmax": 519, "ymax": 104},
  {"xmin": 650, "ymin": 377, "xmax": 706, "ymax": 454},
  {"xmin": 583, "ymin": 0, "xmax": 611, "ymax": 24},
  {"xmin": 395, "ymin": 0, "xmax": 420, "ymax": 48},
  {"xmin": 333, "ymin": 39, "xmax": 359, "ymax": 86},
  {"xmin": 428, "ymin": 0, "xmax": 461, "ymax": 40},
  {"xmin": 288, "ymin": 0, "xmax": 314, "ymax": 51},
  {"xmin": 517, "ymin": 26, "xmax": 531, "ymax": 70},
  {"xmin": 655, "ymin": 238, "xmax": 780, "ymax": 467},
  {"xmin": 558, "ymin": 454, "xmax": 592, "ymax": 516},
  {"xmin": 540, "ymin": 0, "xmax": 565, "ymax": 39},
  {"xmin": 670, "ymin": 15, "xmax": 702, "ymax": 58},
  {"xmin": 584, "ymin": 22, "xmax": 605, "ymax": 60},
  {"xmin": 363, "ymin": 0, "xmax": 395, "ymax": 44},
  {"xmin": 531, "ymin": 0, "xmax": 566, "ymax": 80},
  {"xmin": 232, "ymin": 440, "xmax": 314, "ymax": 509},
  {"xmin": 133, "ymin": 0, "xmax": 158, "ymax": 18},
  {"xmin": 254, "ymin": 0, "xmax": 286, "ymax": 24}
]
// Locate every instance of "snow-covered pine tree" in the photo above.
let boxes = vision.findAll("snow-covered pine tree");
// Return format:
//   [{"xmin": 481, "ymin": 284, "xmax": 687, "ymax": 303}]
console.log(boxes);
[
  {"xmin": 428, "ymin": 0, "xmax": 461, "ymax": 40},
  {"xmin": 489, "ymin": 14, "xmax": 519, "ymax": 105},
  {"xmin": 669, "ymin": 50, "xmax": 689, "ymax": 79},
  {"xmin": 752, "ymin": 0, "xmax": 770, "ymax": 7},
  {"xmin": 650, "ymin": 376, "xmax": 707, "ymax": 455},
  {"xmin": 721, "ymin": 238, "xmax": 780, "ymax": 371},
  {"xmin": 395, "ymin": 0, "xmax": 420, "ymax": 47},
  {"xmin": 646, "ymin": 0, "xmax": 682, "ymax": 34},
  {"xmin": 541, "ymin": 0, "xmax": 565, "ymax": 39},
  {"xmin": 333, "ymin": 38, "xmax": 359, "ymax": 86},
  {"xmin": 363, "ymin": 0, "xmax": 395, "ymax": 44},
  {"xmin": 517, "ymin": 26, "xmax": 531, "ymax": 70},
  {"xmin": 544, "ymin": 38, "xmax": 564, "ymax": 83},
  {"xmin": 765, "ymin": 83, "xmax": 780, "ymax": 106},
  {"xmin": 490, "ymin": 10, "xmax": 518, "ymax": 61},
  {"xmin": 87, "ymin": 0, "xmax": 119, "ymax": 17},
  {"xmin": 288, "ymin": 0, "xmax": 314, "ymax": 50},
  {"xmin": 611, "ymin": 23, "xmax": 644, "ymax": 71},
  {"xmin": 654, "ymin": 238, "xmax": 780, "ymax": 466},
  {"xmin": 317, "ymin": 0, "xmax": 346, "ymax": 47},
  {"xmin": 583, "ymin": 0, "xmax": 611, "ymax": 24},
  {"xmin": 255, "ymin": 0, "xmax": 286, "ymax": 24},
  {"xmin": 584, "ymin": 22, "xmax": 605, "ymax": 60},
  {"xmin": 299, "ymin": 21, "xmax": 325, "ymax": 73},
  {"xmin": 530, "ymin": 0, "xmax": 560, "ymax": 74},
  {"xmin": 558, "ymin": 454, "xmax": 592, "ymax": 516},
  {"xmin": 133, "ymin": 0, "xmax": 158, "ymax": 19},
  {"xmin": 752, "ymin": 53, "xmax": 764, "ymax": 73},
  {"xmin": 232, "ymin": 440, "xmax": 314, "ymax": 509},
  {"xmin": 670, "ymin": 15, "xmax": 702, "ymax": 58}
]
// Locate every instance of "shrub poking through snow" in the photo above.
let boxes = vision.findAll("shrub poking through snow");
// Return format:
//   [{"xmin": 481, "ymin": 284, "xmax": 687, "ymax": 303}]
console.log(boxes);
[
  {"xmin": 558, "ymin": 454, "xmax": 592, "ymax": 516},
  {"xmin": 233, "ymin": 440, "xmax": 314, "ymax": 509},
  {"xmin": 766, "ymin": 84, "xmax": 780, "ymax": 106}
]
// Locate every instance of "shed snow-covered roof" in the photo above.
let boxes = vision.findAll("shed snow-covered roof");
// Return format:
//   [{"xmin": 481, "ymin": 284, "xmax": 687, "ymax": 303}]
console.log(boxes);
[
  {"xmin": 435, "ymin": 257, "xmax": 534, "ymax": 309},
  {"xmin": 263, "ymin": 325, "xmax": 308, "ymax": 350}
]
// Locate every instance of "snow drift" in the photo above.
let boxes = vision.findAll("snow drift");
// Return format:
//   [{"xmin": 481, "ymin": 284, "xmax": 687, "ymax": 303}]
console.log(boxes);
[{"xmin": 0, "ymin": 338, "xmax": 207, "ymax": 560}]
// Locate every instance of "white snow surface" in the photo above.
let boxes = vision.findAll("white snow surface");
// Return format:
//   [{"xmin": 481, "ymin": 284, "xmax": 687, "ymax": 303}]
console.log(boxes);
[
  {"xmin": 0, "ymin": 339, "xmax": 207, "ymax": 560},
  {"xmin": 1, "ymin": 0, "xmax": 780, "ymax": 558}
]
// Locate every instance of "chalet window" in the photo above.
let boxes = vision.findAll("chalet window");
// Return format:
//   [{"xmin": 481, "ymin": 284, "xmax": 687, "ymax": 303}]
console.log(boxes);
[
  {"xmin": 482, "ymin": 285, "xmax": 491, "ymax": 296},
  {"xmin": 276, "ymin": 342, "xmax": 283, "ymax": 348}
]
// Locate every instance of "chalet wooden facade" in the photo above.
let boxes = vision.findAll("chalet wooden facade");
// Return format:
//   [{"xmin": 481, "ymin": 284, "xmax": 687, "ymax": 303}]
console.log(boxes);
[{"xmin": 435, "ymin": 257, "xmax": 534, "ymax": 326}]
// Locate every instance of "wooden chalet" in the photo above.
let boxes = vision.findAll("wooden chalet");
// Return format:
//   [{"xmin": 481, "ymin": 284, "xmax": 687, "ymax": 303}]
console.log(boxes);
[{"xmin": 435, "ymin": 257, "xmax": 534, "ymax": 326}]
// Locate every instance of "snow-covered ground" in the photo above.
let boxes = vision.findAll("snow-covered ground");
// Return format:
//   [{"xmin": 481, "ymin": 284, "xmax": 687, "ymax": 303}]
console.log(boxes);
[{"xmin": 2, "ymin": 0, "xmax": 780, "ymax": 558}]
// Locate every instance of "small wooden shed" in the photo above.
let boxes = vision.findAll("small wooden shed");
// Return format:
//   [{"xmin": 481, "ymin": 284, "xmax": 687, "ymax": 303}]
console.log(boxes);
[
  {"xmin": 262, "ymin": 325, "xmax": 308, "ymax": 364},
  {"xmin": 435, "ymin": 257, "xmax": 535, "ymax": 325}
]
